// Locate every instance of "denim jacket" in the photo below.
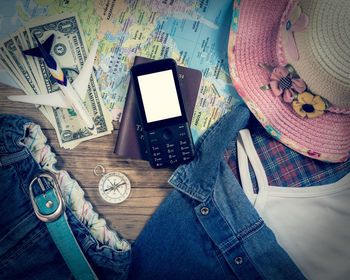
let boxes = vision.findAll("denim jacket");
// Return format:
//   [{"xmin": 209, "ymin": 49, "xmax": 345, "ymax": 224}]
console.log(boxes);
[{"xmin": 128, "ymin": 105, "xmax": 306, "ymax": 280}]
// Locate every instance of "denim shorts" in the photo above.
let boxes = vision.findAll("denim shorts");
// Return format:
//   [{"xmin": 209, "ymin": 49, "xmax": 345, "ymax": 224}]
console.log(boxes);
[
  {"xmin": 0, "ymin": 114, "xmax": 131, "ymax": 279},
  {"xmin": 128, "ymin": 105, "xmax": 306, "ymax": 280}
]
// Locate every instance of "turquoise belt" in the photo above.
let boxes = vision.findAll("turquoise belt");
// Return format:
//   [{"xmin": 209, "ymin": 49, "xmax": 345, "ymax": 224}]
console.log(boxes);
[{"xmin": 29, "ymin": 172, "xmax": 97, "ymax": 280}]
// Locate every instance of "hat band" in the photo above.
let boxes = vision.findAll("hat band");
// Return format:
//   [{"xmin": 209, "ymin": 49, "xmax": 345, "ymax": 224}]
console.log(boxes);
[{"xmin": 327, "ymin": 106, "xmax": 350, "ymax": 115}]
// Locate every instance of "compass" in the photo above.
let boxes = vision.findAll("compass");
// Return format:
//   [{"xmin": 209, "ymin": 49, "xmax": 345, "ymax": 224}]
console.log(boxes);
[{"xmin": 94, "ymin": 165, "xmax": 131, "ymax": 204}]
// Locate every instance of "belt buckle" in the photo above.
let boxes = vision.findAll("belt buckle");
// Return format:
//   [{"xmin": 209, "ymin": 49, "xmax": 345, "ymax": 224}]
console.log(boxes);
[{"xmin": 29, "ymin": 171, "xmax": 65, "ymax": 222}]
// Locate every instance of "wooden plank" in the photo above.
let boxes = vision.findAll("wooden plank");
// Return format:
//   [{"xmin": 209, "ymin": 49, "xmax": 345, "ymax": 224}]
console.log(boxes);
[
  {"xmin": 0, "ymin": 82, "xmax": 175, "ymax": 242},
  {"xmin": 82, "ymin": 187, "xmax": 172, "ymax": 242},
  {"xmin": 102, "ymin": 213, "xmax": 157, "ymax": 242},
  {"xmin": 0, "ymin": 83, "xmax": 54, "ymax": 129}
]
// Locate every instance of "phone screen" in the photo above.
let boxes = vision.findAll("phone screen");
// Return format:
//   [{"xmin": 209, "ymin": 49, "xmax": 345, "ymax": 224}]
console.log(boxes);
[{"xmin": 137, "ymin": 69, "xmax": 182, "ymax": 123}]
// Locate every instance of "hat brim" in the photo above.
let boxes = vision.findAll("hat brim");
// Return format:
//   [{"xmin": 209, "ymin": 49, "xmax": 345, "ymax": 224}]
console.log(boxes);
[{"xmin": 228, "ymin": 0, "xmax": 350, "ymax": 162}]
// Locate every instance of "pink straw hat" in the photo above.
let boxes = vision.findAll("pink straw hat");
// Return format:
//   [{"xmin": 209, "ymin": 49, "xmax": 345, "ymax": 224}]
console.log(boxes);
[{"xmin": 228, "ymin": 0, "xmax": 350, "ymax": 163}]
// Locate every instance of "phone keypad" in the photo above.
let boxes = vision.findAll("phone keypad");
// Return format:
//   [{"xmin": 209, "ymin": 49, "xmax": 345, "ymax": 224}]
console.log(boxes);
[{"xmin": 147, "ymin": 123, "xmax": 194, "ymax": 168}]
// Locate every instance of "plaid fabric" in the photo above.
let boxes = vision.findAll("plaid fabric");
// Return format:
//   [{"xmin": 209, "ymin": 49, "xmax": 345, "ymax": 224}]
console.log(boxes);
[{"xmin": 224, "ymin": 116, "xmax": 350, "ymax": 192}]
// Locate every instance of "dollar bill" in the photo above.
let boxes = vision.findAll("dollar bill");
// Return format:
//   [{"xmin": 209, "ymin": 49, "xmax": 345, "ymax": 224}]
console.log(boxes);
[
  {"xmin": 0, "ymin": 12, "xmax": 113, "ymax": 149},
  {"xmin": 0, "ymin": 35, "xmax": 55, "ymax": 125},
  {"xmin": 20, "ymin": 27, "xmax": 46, "ymax": 91},
  {"xmin": 0, "ymin": 45, "xmax": 26, "ymax": 89},
  {"xmin": 12, "ymin": 28, "xmax": 46, "ymax": 95},
  {"xmin": 1, "ymin": 38, "xmax": 35, "ymax": 94}
]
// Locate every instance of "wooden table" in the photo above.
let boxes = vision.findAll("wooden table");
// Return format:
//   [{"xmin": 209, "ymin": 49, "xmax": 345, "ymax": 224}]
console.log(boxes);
[{"xmin": 0, "ymin": 82, "xmax": 174, "ymax": 243}]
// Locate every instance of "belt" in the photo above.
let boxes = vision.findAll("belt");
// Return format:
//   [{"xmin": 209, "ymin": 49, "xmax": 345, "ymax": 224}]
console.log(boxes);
[{"xmin": 29, "ymin": 172, "xmax": 97, "ymax": 280}]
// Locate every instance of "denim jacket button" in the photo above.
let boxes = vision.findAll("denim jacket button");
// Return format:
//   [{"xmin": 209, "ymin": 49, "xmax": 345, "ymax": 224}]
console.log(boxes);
[
  {"xmin": 234, "ymin": 256, "xmax": 243, "ymax": 265},
  {"xmin": 200, "ymin": 207, "xmax": 210, "ymax": 215}
]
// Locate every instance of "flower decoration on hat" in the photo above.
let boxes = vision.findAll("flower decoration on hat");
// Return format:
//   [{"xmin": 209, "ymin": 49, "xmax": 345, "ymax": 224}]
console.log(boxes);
[
  {"xmin": 260, "ymin": 63, "xmax": 328, "ymax": 118},
  {"xmin": 292, "ymin": 92, "xmax": 327, "ymax": 118},
  {"xmin": 285, "ymin": 4, "xmax": 308, "ymax": 61},
  {"xmin": 269, "ymin": 66, "xmax": 306, "ymax": 103}
]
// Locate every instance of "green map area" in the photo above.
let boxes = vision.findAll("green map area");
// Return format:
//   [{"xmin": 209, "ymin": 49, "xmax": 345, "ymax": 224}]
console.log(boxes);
[{"xmin": 1, "ymin": 0, "xmax": 242, "ymax": 140}]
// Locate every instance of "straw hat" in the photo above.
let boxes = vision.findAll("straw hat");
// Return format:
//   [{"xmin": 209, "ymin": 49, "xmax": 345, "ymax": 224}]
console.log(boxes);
[{"xmin": 228, "ymin": 0, "xmax": 350, "ymax": 162}]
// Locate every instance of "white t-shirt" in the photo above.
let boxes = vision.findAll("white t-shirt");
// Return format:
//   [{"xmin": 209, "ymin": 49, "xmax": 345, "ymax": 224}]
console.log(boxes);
[{"xmin": 237, "ymin": 129, "xmax": 350, "ymax": 280}]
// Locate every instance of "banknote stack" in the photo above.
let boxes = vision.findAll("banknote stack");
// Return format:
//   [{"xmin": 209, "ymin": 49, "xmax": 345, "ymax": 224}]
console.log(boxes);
[{"xmin": 0, "ymin": 13, "xmax": 113, "ymax": 149}]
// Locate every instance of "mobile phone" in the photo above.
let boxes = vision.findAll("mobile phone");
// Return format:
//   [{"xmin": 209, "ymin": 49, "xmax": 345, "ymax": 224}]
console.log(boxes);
[{"xmin": 130, "ymin": 58, "xmax": 195, "ymax": 168}]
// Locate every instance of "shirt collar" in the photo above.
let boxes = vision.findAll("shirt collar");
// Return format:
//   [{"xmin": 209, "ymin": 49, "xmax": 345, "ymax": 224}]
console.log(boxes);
[{"xmin": 168, "ymin": 105, "xmax": 250, "ymax": 202}]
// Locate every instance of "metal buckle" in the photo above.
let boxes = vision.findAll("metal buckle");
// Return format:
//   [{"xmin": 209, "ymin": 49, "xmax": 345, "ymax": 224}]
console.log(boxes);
[{"xmin": 29, "ymin": 171, "xmax": 65, "ymax": 223}]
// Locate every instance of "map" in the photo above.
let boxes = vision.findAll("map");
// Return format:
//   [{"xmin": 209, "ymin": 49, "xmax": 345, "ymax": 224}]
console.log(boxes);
[{"xmin": 0, "ymin": 0, "xmax": 242, "ymax": 141}]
